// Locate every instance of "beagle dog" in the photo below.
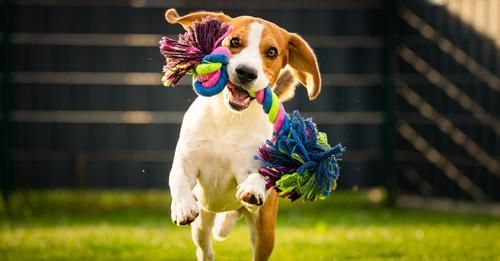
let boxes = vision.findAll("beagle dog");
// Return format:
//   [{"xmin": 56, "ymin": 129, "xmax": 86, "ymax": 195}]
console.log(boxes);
[{"xmin": 166, "ymin": 8, "xmax": 321, "ymax": 261}]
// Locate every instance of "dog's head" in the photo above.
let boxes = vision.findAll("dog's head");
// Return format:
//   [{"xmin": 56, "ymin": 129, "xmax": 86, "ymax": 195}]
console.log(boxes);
[{"xmin": 165, "ymin": 9, "xmax": 321, "ymax": 112}]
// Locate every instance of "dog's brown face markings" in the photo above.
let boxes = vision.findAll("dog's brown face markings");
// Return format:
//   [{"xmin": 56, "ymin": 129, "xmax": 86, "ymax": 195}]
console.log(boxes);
[
  {"xmin": 260, "ymin": 23, "xmax": 289, "ymax": 87},
  {"xmin": 165, "ymin": 9, "xmax": 322, "ymax": 103},
  {"xmin": 222, "ymin": 17, "xmax": 289, "ymax": 87}
]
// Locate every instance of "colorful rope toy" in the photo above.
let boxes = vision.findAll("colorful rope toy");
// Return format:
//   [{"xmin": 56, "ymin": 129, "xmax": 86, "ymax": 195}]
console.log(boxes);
[{"xmin": 160, "ymin": 18, "xmax": 345, "ymax": 201}]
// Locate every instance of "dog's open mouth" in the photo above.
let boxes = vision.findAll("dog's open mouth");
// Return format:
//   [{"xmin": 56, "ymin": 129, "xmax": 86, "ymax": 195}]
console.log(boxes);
[{"xmin": 227, "ymin": 82, "xmax": 254, "ymax": 111}]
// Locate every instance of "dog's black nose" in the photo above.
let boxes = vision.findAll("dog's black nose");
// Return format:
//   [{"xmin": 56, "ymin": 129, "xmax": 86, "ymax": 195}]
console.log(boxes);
[{"xmin": 235, "ymin": 65, "xmax": 257, "ymax": 83}]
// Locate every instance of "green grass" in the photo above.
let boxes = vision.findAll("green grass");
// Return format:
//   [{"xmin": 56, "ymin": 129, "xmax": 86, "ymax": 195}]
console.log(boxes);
[{"xmin": 1, "ymin": 190, "xmax": 499, "ymax": 260}]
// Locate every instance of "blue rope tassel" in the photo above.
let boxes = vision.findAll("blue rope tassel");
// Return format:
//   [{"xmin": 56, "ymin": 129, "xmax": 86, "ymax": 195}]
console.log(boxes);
[{"xmin": 257, "ymin": 111, "xmax": 345, "ymax": 201}]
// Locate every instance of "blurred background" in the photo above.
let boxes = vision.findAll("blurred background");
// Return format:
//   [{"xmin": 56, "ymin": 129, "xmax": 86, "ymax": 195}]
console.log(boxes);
[
  {"xmin": 1, "ymin": 0, "xmax": 498, "ymax": 202},
  {"xmin": 1, "ymin": 0, "xmax": 499, "ymax": 260}
]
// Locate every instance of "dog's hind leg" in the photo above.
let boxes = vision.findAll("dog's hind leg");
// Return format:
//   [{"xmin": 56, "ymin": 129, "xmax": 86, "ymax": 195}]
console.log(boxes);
[
  {"xmin": 243, "ymin": 189, "xmax": 279, "ymax": 261},
  {"xmin": 212, "ymin": 210, "xmax": 241, "ymax": 241},
  {"xmin": 191, "ymin": 209, "xmax": 216, "ymax": 261}
]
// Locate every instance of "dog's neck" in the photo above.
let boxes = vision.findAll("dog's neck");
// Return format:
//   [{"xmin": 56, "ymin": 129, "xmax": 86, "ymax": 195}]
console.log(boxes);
[{"xmin": 202, "ymin": 91, "xmax": 272, "ymax": 136}]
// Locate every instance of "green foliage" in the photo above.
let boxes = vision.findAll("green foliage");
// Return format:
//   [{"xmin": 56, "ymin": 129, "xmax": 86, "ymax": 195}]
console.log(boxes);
[{"xmin": 0, "ymin": 190, "xmax": 499, "ymax": 260}]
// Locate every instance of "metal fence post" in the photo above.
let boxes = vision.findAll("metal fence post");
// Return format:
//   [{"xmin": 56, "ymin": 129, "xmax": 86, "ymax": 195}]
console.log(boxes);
[
  {"xmin": 1, "ymin": 0, "xmax": 13, "ymax": 206},
  {"xmin": 383, "ymin": 0, "xmax": 398, "ymax": 206}
]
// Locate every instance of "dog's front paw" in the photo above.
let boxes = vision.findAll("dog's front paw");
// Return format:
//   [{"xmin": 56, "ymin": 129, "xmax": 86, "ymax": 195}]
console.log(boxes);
[
  {"xmin": 237, "ymin": 182, "xmax": 266, "ymax": 207},
  {"xmin": 171, "ymin": 197, "xmax": 199, "ymax": 226}
]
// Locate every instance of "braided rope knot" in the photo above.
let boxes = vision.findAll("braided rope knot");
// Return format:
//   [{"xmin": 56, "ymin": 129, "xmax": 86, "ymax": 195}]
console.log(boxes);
[
  {"xmin": 254, "ymin": 86, "xmax": 289, "ymax": 135},
  {"xmin": 193, "ymin": 47, "xmax": 231, "ymax": 97}
]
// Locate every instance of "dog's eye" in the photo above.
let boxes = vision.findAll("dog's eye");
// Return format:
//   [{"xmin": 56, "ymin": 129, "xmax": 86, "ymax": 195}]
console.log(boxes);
[
  {"xmin": 266, "ymin": 47, "xmax": 278, "ymax": 58},
  {"xmin": 230, "ymin": 38, "xmax": 241, "ymax": 48}
]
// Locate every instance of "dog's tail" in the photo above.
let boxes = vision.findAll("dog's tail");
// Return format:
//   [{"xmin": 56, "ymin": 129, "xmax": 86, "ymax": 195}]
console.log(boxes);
[{"xmin": 212, "ymin": 210, "xmax": 241, "ymax": 241}]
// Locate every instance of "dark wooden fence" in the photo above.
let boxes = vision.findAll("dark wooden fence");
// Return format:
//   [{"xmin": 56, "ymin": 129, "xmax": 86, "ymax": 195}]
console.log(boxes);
[
  {"xmin": 1, "ymin": 0, "xmax": 498, "ymax": 202},
  {"xmin": 397, "ymin": 0, "xmax": 500, "ymax": 201}
]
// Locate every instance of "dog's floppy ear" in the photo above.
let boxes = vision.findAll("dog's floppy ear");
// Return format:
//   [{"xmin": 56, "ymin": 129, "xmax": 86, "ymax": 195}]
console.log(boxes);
[
  {"xmin": 165, "ymin": 8, "xmax": 231, "ymax": 30},
  {"xmin": 286, "ymin": 33, "xmax": 321, "ymax": 100}
]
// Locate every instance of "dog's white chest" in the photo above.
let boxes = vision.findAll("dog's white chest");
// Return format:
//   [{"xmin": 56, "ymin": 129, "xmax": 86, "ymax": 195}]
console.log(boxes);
[{"xmin": 177, "ymin": 95, "xmax": 272, "ymax": 212}]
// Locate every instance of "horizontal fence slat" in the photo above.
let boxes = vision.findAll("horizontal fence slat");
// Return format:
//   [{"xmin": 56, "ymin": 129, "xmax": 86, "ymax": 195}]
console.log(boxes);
[
  {"xmin": 5, "ymin": 110, "xmax": 383, "ymax": 125},
  {"xmin": 7, "ymin": 110, "xmax": 497, "ymax": 126},
  {"xmin": 5, "ymin": 72, "xmax": 383, "ymax": 87},
  {"xmin": 14, "ymin": 0, "xmax": 383, "ymax": 9},
  {"xmin": 10, "ymin": 148, "xmax": 500, "ymax": 166},
  {"xmin": 2, "ymin": 33, "xmax": 383, "ymax": 48},
  {"xmin": 10, "ymin": 149, "xmax": 379, "ymax": 162}
]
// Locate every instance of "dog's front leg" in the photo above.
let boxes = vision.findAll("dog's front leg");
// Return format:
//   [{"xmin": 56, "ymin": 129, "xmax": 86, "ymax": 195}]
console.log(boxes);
[
  {"xmin": 169, "ymin": 151, "xmax": 199, "ymax": 225},
  {"xmin": 236, "ymin": 172, "xmax": 268, "ymax": 211}
]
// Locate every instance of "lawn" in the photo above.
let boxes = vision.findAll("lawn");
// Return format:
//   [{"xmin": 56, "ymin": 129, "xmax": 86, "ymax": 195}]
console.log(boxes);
[{"xmin": 0, "ymin": 190, "xmax": 499, "ymax": 260}]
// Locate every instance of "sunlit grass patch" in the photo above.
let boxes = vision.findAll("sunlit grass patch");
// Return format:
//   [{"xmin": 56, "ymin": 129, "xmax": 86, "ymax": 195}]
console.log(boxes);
[{"xmin": 1, "ymin": 190, "xmax": 499, "ymax": 260}]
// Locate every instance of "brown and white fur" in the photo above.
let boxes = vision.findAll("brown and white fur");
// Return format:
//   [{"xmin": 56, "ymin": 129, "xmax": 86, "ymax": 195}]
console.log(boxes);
[{"xmin": 166, "ymin": 9, "xmax": 321, "ymax": 261}]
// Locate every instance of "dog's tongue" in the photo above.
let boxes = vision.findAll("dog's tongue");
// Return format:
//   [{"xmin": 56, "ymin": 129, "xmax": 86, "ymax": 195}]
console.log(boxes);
[
  {"xmin": 233, "ymin": 88, "xmax": 249, "ymax": 100},
  {"xmin": 227, "ymin": 82, "xmax": 250, "ymax": 103},
  {"xmin": 227, "ymin": 82, "xmax": 240, "ymax": 92}
]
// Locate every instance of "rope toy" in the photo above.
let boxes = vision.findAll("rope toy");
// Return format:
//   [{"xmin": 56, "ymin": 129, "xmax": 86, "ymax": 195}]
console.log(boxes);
[{"xmin": 160, "ymin": 18, "xmax": 345, "ymax": 201}]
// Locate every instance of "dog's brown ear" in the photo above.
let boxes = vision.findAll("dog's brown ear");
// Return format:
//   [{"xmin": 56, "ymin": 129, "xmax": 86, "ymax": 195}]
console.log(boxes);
[
  {"xmin": 165, "ymin": 8, "xmax": 231, "ymax": 30},
  {"xmin": 287, "ymin": 33, "xmax": 321, "ymax": 100}
]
